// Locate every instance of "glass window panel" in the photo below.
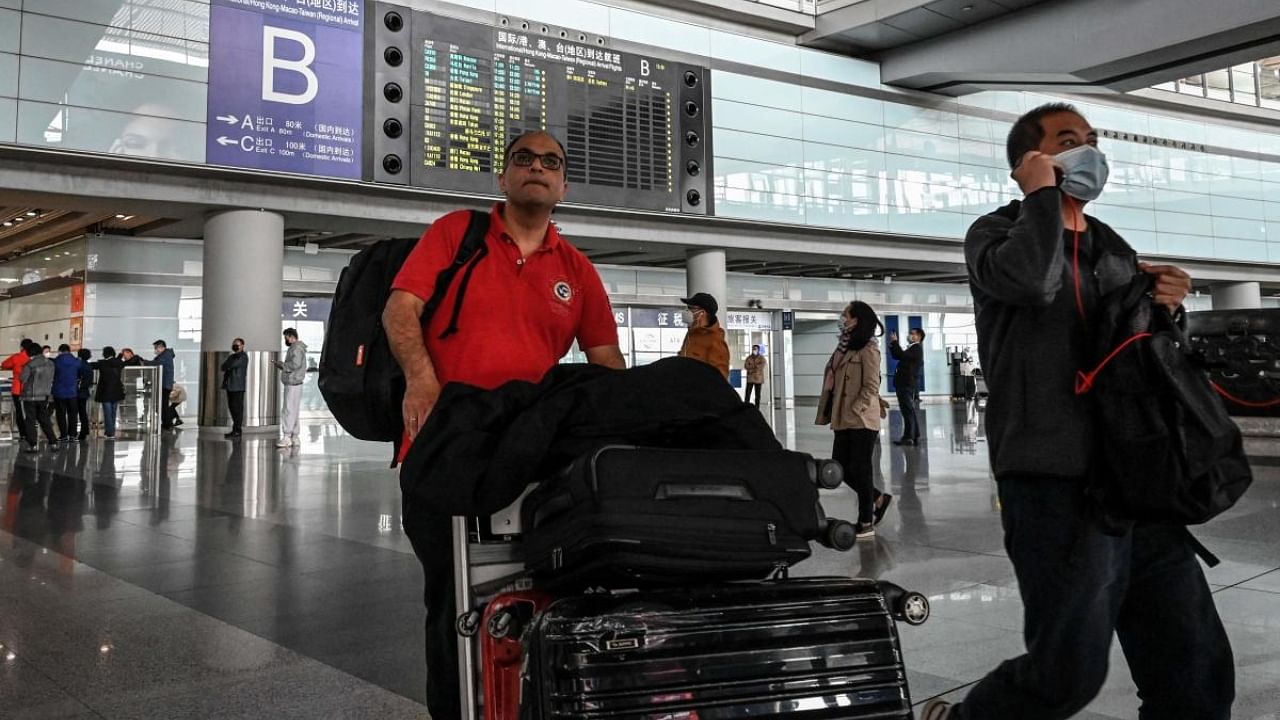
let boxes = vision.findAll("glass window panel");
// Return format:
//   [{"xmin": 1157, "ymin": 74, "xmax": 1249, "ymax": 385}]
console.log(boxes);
[
  {"xmin": 1098, "ymin": 205, "xmax": 1156, "ymax": 232},
  {"xmin": 1211, "ymin": 195, "xmax": 1266, "ymax": 220},
  {"xmin": 0, "ymin": 97, "xmax": 14, "ymax": 142},
  {"xmin": 0, "ymin": 0, "xmax": 17, "ymax": 9},
  {"xmin": 713, "ymin": 128, "xmax": 803, "ymax": 167},
  {"xmin": 1205, "ymin": 174, "xmax": 1265, "ymax": 201},
  {"xmin": 802, "ymin": 114, "xmax": 883, "ymax": 152},
  {"xmin": 1266, "ymin": 196, "xmax": 1280, "ymax": 223},
  {"xmin": 800, "ymin": 86, "xmax": 882, "ymax": 125},
  {"xmin": 1158, "ymin": 232, "xmax": 1212, "ymax": 257},
  {"xmin": 884, "ymin": 152, "xmax": 959, "ymax": 182},
  {"xmin": 607, "ymin": 8, "xmax": 709, "ymax": 57},
  {"xmin": 957, "ymin": 91, "xmax": 1024, "ymax": 115},
  {"xmin": 16, "ymin": 99, "xmax": 205, "ymax": 162},
  {"xmin": 1213, "ymin": 216, "xmax": 1267, "ymax": 242},
  {"xmin": 1145, "ymin": 114, "xmax": 1207, "ymax": 145},
  {"xmin": 883, "ymin": 128, "xmax": 960, "ymax": 163},
  {"xmin": 712, "ymin": 99, "xmax": 803, "ymax": 139},
  {"xmin": 23, "ymin": 0, "xmax": 210, "ymax": 43},
  {"xmin": 802, "ymin": 167, "xmax": 882, "ymax": 204},
  {"xmin": 806, "ymin": 197, "xmax": 888, "ymax": 232},
  {"xmin": 21, "ymin": 13, "xmax": 208, "ymax": 83},
  {"xmin": 1123, "ymin": 229, "xmax": 1158, "ymax": 253},
  {"xmin": 19, "ymin": 55, "xmax": 206, "ymax": 122},
  {"xmin": 887, "ymin": 209, "xmax": 965, "ymax": 239},
  {"xmin": 709, "ymin": 30, "xmax": 800, "ymax": 74},
  {"xmin": 798, "ymin": 48, "xmax": 878, "ymax": 89},
  {"xmin": 1155, "ymin": 210, "xmax": 1214, "ymax": 237},
  {"xmin": 958, "ymin": 116, "xmax": 998, "ymax": 143},
  {"xmin": 1260, "ymin": 61, "xmax": 1280, "ymax": 104},
  {"xmin": 1205, "ymin": 69, "xmax": 1231, "ymax": 101},
  {"xmin": 958, "ymin": 139, "xmax": 1004, "ymax": 169},
  {"xmin": 1101, "ymin": 139, "xmax": 1150, "ymax": 165},
  {"xmin": 1152, "ymin": 187, "xmax": 1212, "ymax": 215},
  {"xmin": 711, "ymin": 71, "xmax": 801, "ymax": 111},
  {"xmin": 1095, "ymin": 181, "xmax": 1153, "ymax": 210},
  {"xmin": 0, "ymin": 52, "xmax": 15, "ymax": 98},
  {"xmin": 883, "ymin": 102, "xmax": 958, "ymax": 137},
  {"xmin": 713, "ymin": 186, "xmax": 805, "ymax": 224},
  {"xmin": 715, "ymin": 160, "xmax": 804, "ymax": 196},
  {"xmin": 1270, "ymin": 240, "xmax": 1280, "ymax": 264},
  {"xmin": 0, "ymin": 8, "xmax": 17, "ymax": 53},
  {"xmin": 802, "ymin": 140, "xmax": 885, "ymax": 177},
  {"xmin": 1214, "ymin": 238, "xmax": 1268, "ymax": 261}
]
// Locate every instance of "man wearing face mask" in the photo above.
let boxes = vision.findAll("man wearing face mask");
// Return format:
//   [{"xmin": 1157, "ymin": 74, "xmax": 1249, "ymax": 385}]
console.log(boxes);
[
  {"xmin": 221, "ymin": 338, "xmax": 248, "ymax": 439},
  {"xmin": 676, "ymin": 292, "xmax": 730, "ymax": 380},
  {"xmin": 921, "ymin": 104, "xmax": 1229, "ymax": 720}
]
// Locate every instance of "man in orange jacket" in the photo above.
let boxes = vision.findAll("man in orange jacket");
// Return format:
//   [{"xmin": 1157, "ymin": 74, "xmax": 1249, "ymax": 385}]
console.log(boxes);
[
  {"xmin": 2, "ymin": 339, "xmax": 34, "ymax": 433},
  {"xmin": 677, "ymin": 292, "xmax": 730, "ymax": 380}
]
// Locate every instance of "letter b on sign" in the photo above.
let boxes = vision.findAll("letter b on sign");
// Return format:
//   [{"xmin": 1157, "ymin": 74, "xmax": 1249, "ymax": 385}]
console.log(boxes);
[{"xmin": 262, "ymin": 26, "xmax": 318, "ymax": 105}]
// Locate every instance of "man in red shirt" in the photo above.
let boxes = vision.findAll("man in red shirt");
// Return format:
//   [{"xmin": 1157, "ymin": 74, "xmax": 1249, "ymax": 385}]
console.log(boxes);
[
  {"xmin": 2, "ymin": 339, "xmax": 35, "ymax": 434},
  {"xmin": 384, "ymin": 129, "xmax": 624, "ymax": 717}
]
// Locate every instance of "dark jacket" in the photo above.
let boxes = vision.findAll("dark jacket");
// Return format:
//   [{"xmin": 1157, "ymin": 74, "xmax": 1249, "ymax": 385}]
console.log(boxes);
[
  {"xmin": 53, "ymin": 353, "xmax": 81, "ymax": 399},
  {"xmin": 889, "ymin": 340, "xmax": 923, "ymax": 390},
  {"xmin": 401, "ymin": 357, "xmax": 779, "ymax": 518},
  {"xmin": 77, "ymin": 359, "xmax": 93, "ymax": 400},
  {"xmin": 147, "ymin": 348, "xmax": 175, "ymax": 389},
  {"xmin": 965, "ymin": 187, "xmax": 1137, "ymax": 480},
  {"xmin": 19, "ymin": 355, "xmax": 54, "ymax": 401},
  {"xmin": 221, "ymin": 351, "xmax": 248, "ymax": 392},
  {"xmin": 94, "ymin": 357, "xmax": 126, "ymax": 402}
]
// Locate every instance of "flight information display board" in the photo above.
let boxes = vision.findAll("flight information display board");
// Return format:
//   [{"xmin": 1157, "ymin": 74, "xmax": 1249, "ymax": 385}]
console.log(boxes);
[{"xmin": 393, "ymin": 9, "xmax": 708, "ymax": 214}]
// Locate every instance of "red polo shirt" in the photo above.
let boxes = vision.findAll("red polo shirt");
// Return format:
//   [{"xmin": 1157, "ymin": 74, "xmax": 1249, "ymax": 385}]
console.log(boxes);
[{"xmin": 391, "ymin": 203, "xmax": 618, "ymax": 391}]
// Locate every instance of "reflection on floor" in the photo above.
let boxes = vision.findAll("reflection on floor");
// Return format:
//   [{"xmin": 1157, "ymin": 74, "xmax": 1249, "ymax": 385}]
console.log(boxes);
[{"xmin": 0, "ymin": 403, "xmax": 1277, "ymax": 719}]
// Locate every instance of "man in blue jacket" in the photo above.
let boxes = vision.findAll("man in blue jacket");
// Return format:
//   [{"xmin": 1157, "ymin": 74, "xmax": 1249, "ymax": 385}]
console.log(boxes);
[
  {"xmin": 52, "ymin": 344, "xmax": 81, "ymax": 442},
  {"xmin": 147, "ymin": 339, "xmax": 177, "ymax": 429},
  {"xmin": 921, "ymin": 103, "xmax": 1232, "ymax": 720}
]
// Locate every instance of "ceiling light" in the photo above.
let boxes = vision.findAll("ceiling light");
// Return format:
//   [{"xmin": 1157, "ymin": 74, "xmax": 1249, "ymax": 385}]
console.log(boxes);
[
  {"xmin": 115, "ymin": 214, "xmax": 126, "ymax": 218},
  {"xmin": 25, "ymin": 211, "xmax": 37, "ymax": 217},
  {"xmin": 44, "ymin": 257, "xmax": 51, "ymax": 261},
  {"xmin": 14, "ymin": 217, "xmax": 23, "ymax": 222},
  {"xmin": 2, "ymin": 222, "xmax": 10, "ymax": 227}
]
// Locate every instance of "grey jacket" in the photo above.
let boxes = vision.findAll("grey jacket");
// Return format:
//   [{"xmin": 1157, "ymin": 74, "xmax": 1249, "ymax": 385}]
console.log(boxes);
[
  {"xmin": 965, "ymin": 186, "xmax": 1137, "ymax": 481},
  {"xmin": 280, "ymin": 341, "xmax": 308, "ymax": 386},
  {"xmin": 19, "ymin": 355, "xmax": 55, "ymax": 401}
]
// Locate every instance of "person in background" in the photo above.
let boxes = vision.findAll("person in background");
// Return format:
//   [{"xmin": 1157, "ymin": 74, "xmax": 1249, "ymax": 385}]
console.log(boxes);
[
  {"xmin": 743, "ymin": 345, "xmax": 766, "ymax": 407},
  {"xmin": 119, "ymin": 348, "xmax": 143, "ymax": 366},
  {"xmin": 676, "ymin": 292, "xmax": 729, "ymax": 380},
  {"xmin": 222, "ymin": 337, "xmax": 248, "ymax": 439},
  {"xmin": 3, "ymin": 339, "xmax": 35, "ymax": 433},
  {"xmin": 168, "ymin": 384, "xmax": 187, "ymax": 428},
  {"xmin": 52, "ymin": 344, "xmax": 80, "ymax": 443},
  {"xmin": 147, "ymin": 340, "xmax": 176, "ymax": 429},
  {"xmin": 815, "ymin": 301, "xmax": 892, "ymax": 539},
  {"xmin": 18, "ymin": 343, "xmax": 57, "ymax": 452},
  {"xmin": 273, "ymin": 328, "xmax": 307, "ymax": 448},
  {"xmin": 93, "ymin": 347, "xmax": 125, "ymax": 440},
  {"xmin": 889, "ymin": 328, "xmax": 926, "ymax": 446},
  {"xmin": 75, "ymin": 349, "xmax": 94, "ymax": 441}
]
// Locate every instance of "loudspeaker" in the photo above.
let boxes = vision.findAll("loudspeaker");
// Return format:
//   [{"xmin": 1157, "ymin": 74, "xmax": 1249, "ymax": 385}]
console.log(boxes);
[
  {"xmin": 677, "ymin": 65, "xmax": 712, "ymax": 215},
  {"xmin": 366, "ymin": 2, "xmax": 412, "ymax": 184}
]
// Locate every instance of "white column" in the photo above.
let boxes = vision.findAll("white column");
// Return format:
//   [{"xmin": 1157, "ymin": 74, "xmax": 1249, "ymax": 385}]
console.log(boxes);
[
  {"xmin": 1211, "ymin": 281, "xmax": 1262, "ymax": 311},
  {"xmin": 199, "ymin": 210, "xmax": 285, "ymax": 430},
  {"xmin": 685, "ymin": 248, "xmax": 727, "ymax": 310}
]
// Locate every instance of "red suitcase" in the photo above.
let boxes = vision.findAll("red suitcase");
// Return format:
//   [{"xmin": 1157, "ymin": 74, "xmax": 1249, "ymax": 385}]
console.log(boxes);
[{"xmin": 481, "ymin": 589, "xmax": 552, "ymax": 720}]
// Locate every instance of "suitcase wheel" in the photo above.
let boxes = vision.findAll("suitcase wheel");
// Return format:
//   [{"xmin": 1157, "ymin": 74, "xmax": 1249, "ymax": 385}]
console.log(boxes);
[
  {"xmin": 487, "ymin": 609, "xmax": 517, "ymax": 640},
  {"xmin": 456, "ymin": 609, "xmax": 482, "ymax": 637},
  {"xmin": 822, "ymin": 519, "xmax": 857, "ymax": 551},
  {"xmin": 815, "ymin": 459, "xmax": 844, "ymax": 490},
  {"xmin": 898, "ymin": 591, "xmax": 931, "ymax": 626}
]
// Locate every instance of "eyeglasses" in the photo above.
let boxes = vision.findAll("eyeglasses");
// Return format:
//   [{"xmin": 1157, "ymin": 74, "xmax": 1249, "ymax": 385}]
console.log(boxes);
[{"xmin": 508, "ymin": 149, "xmax": 565, "ymax": 171}]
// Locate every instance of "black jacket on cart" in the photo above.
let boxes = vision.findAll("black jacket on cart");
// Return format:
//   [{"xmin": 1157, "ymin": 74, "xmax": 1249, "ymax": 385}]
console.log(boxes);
[{"xmin": 400, "ymin": 356, "xmax": 779, "ymax": 518}]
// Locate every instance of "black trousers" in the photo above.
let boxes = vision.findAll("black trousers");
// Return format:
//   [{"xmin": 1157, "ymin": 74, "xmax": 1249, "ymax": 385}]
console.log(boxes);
[
  {"xmin": 161, "ymin": 387, "xmax": 177, "ymax": 428},
  {"xmin": 11, "ymin": 393, "xmax": 24, "ymax": 433},
  {"xmin": 744, "ymin": 382, "xmax": 762, "ymax": 407},
  {"xmin": 77, "ymin": 398, "xmax": 90, "ymax": 439},
  {"xmin": 22, "ymin": 400, "xmax": 57, "ymax": 446},
  {"xmin": 896, "ymin": 386, "xmax": 919, "ymax": 441},
  {"xmin": 54, "ymin": 397, "xmax": 77, "ymax": 439},
  {"xmin": 404, "ymin": 506, "xmax": 460, "ymax": 719},
  {"xmin": 954, "ymin": 477, "xmax": 1234, "ymax": 719},
  {"xmin": 832, "ymin": 427, "xmax": 882, "ymax": 524},
  {"xmin": 226, "ymin": 390, "xmax": 245, "ymax": 433}
]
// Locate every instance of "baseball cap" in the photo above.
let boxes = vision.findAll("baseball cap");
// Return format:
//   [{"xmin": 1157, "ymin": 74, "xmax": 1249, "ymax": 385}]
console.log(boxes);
[{"xmin": 680, "ymin": 292, "xmax": 719, "ymax": 317}]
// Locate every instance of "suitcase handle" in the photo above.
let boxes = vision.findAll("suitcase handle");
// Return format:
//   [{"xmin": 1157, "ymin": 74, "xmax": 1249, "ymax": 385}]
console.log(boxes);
[{"xmin": 655, "ymin": 483, "xmax": 754, "ymax": 501}]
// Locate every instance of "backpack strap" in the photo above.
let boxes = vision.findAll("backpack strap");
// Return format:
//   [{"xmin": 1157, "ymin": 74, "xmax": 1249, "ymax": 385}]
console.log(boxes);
[{"xmin": 420, "ymin": 210, "xmax": 492, "ymax": 339}]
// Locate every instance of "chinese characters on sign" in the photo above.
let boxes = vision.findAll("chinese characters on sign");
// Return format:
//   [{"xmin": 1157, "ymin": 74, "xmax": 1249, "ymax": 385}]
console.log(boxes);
[{"xmin": 206, "ymin": 0, "xmax": 364, "ymax": 178}]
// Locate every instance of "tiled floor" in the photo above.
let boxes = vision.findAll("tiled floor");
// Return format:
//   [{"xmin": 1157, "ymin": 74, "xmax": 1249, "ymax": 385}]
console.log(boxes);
[{"xmin": 1, "ymin": 402, "xmax": 1277, "ymax": 719}]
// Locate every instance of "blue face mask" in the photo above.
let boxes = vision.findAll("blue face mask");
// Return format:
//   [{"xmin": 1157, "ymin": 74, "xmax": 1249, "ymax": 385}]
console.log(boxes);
[{"xmin": 1054, "ymin": 145, "xmax": 1109, "ymax": 202}]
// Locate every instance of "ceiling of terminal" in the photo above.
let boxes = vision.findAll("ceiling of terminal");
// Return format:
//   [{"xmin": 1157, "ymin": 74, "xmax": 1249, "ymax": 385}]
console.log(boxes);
[
  {"xmin": 0, "ymin": 207, "xmax": 172, "ymax": 262},
  {"xmin": 806, "ymin": 0, "xmax": 1048, "ymax": 54}
]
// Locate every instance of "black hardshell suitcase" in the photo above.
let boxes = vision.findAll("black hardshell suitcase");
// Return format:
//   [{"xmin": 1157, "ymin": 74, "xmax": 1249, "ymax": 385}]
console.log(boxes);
[
  {"xmin": 520, "ymin": 445, "xmax": 850, "ymax": 589},
  {"xmin": 522, "ymin": 577, "xmax": 918, "ymax": 719}
]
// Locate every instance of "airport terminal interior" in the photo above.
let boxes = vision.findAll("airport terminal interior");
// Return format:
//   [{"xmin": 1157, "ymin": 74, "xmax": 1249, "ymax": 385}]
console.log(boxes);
[{"xmin": 3, "ymin": 0, "xmax": 1280, "ymax": 717}]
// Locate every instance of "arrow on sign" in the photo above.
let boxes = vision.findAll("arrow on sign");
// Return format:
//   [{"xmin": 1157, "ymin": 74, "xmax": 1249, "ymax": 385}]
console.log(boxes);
[
  {"xmin": 216, "ymin": 136, "xmax": 240, "ymax": 147},
  {"xmin": 216, "ymin": 114, "xmax": 239, "ymax": 125}
]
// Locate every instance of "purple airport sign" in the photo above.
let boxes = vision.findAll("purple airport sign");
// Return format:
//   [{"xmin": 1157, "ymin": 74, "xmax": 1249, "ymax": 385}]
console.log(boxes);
[{"xmin": 206, "ymin": 0, "xmax": 363, "ymax": 178}]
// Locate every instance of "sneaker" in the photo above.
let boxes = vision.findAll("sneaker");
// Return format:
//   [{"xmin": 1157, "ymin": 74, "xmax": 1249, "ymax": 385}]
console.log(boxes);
[
  {"xmin": 275, "ymin": 437, "xmax": 292, "ymax": 447},
  {"xmin": 224, "ymin": 431, "xmax": 241, "ymax": 439},
  {"xmin": 892, "ymin": 439, "xmax": 915, "ymax": 446},
  {"xmin": 873, "ymin": 494, "xmax": 893, "ymax": 526},
  {"xmin": 855, "ymin": 523, "xmax": 875, "ymax": 539},
  {"xmin": 920, "ymin": 699, "xmax": 953, "ymax": 719}
]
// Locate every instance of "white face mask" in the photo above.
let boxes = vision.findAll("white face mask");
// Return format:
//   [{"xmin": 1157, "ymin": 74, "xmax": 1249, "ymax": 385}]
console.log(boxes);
[
  {"xmin": 1054, "ymin": 144, "xmax": 1109, "ymax": 202},
  {"xmin": 680, "ymin": 310, "xmax": 696, "ymax": 326}
]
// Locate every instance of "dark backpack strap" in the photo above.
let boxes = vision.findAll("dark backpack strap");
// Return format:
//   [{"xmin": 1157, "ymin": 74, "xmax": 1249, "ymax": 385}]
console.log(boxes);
[
  {"xmin": 440, "ymin": 236, "xmax": 489, "ymax": 340},
  {"xmin": 1183, "ymin": 528, "xmax": 1220, "ymax": 567},
  {"xmin": 419, "ymin": 210, "xmax": 491, "ymax": 336}
]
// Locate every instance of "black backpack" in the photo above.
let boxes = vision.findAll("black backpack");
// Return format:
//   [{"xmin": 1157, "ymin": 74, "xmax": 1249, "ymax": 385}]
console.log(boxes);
[
  {"xmin": 319, "ymin": 210, "xmax": 490, "ymax": 456},
  {"xmin": 1079, "ymin": 274, "xmax": 1252, "ymax": 532}
]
